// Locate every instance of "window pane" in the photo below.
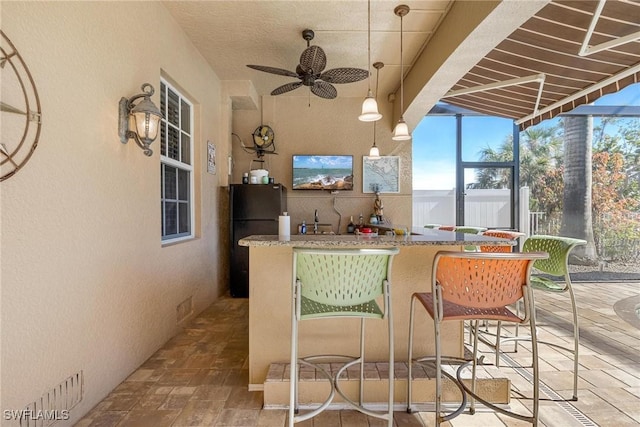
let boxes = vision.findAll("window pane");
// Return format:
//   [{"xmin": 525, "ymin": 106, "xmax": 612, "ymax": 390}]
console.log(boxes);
[
  {"xmin": 160, "ymin": 80, "xmax": 193, "ymax": 241},
  {"xmin": 160, "ymin": 82, "xmax": 166, "ymax": 112},
  {"xmin": 465, "ymin": 167, "xmax": 512, "ymax": 190},
  {"xmin": 164, "ymin": 202, "xmax": 177, "ymax": 236},
  {"xmin": 161, "ymin": 201, "xmax": 164, "ymax": 236},
  {"xmin": 181, "ymin": 133, "xmax": 191, "ymax": 165},
  {"xmin": 167, "ymin": 89, "xmax": 180, "ymax": 127},
  {"xmin": 178, "ymin": 202, "xmax": 189, "ymax": 233},
  {"xmin": 462, "ymin": 116, "xmax": 513, "ymax": 162},
  {"xmin": 178, "ymin": 169, "xmax": 189, "ymax": 201},
  {"xmin": 464, "ymin": 167, "xmax": 512, "ymax": 229},
  {"xmin": 160, "ymin": 122, "xmax": 167, "ymax": 156},
  {"xmin": 181, "ymin": 100, "xmax": 190, "ymax": 133},
  {"xmin": 167, "ymin": 126, "xmax": 179, "ymax": 160},
  {"xmin": 413, "ymin": 116, "xmax": 456, "ymax": 190},
  {"xmin": 164, "ymin": 165, "xmax": 177, "ymax": 199}
]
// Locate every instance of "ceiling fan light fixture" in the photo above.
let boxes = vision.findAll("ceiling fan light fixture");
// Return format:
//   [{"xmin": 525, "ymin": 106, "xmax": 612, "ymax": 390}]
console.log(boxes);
[
  {"xmin": 359, "ymin": 89, "xmax": 382, "ymax": 121},
  {"xmin": 392, "ymin": 117, "xmax": 411, "ymax": 141}
]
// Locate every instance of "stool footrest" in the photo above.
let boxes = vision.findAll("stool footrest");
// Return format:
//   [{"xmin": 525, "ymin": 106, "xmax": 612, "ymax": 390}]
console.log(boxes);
[{"xmin": 292, "ymin": 356, "xmax": 393, "ymax": 423}]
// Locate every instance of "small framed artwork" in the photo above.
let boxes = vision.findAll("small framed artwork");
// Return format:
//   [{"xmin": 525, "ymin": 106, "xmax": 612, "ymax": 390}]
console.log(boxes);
[
  {"xmin": 362, "ymin": 156, "xmax": 400, "ymax": 193},
  {"xmin": 207, "ymin": 141, "xmax": 216, "ymax": 174}
]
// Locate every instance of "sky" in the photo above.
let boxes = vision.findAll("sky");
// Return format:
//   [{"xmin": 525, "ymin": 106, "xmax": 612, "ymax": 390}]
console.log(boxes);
[
  {"xmin": 293, "ymin": 155, "xmax": 353, "ymax": 169},
  {"xmin": 412, "ymin": 83, "xmax": 640, "ymax": 190}
]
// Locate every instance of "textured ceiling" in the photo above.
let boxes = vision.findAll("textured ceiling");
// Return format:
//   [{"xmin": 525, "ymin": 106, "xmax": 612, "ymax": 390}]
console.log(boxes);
[
  {"xmin": 163, "ymin": 1, "xmax": 640, "ymax": 128},
  {"xmin": 163, "ymin": 0, "xmax": 453, "ymax": 101}
]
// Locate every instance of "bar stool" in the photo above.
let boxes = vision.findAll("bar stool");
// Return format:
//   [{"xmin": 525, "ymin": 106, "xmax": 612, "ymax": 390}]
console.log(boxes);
[
  {"xmin": 289, "ymin": 247, "xmax": 399, "ymax": 426},
  {"xmin": 523, "ymin": 235, "xmax": 586, "ymax": 401},
  {"xmin": 482, "ymin": 235, "xmax": 586, "ymax": 401},
  {"xmin": 454, "ymin": 226, "xmax": 487, "ymax": 234},
  {"xmin": 480, "ymin": 230, "xmax": 526, "ymax": 253},
  {"xmin": 454, "ymin": 226, "xmax": 488, "ymax": 252},
  {"xmin": 407, "ymin": 251, "xmax": 548, "ymax": 426},
  {"xmin": 475, "ymin": 230, "xmax": 527, "ymax": 349},
  {"xmin": 438, "ymin": 225, "xmax": 456, "ymax": 231}
]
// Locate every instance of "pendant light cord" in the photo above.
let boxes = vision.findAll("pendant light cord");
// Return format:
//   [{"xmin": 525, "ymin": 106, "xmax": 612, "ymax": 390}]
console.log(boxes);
[
  {"xmin": 373, "ymin": 64, "xmax": 380, "ymax": 145},
  {"xmin": 367, "ymin": 0, "xmax": 372, "ymax": 92},
  {"xmin": 399, "ymin": 11, "xmax": 404, "ymax": 116}
]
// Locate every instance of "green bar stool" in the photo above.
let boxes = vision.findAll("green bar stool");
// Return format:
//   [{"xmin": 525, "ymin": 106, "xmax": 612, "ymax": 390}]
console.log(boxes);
[
  {"xmin": 289, "ymin": 247, "xmax": 399, "ymax": 426},
  {"xmin": 523, "ymin": 235, "xmax": 586, "ymax": 401},
  {"xmin": 454, "ymin": 226, "xmax": 487, "ymax": 234},
  {"xmin": 454, "ymin": 226, "xmax": 487, "ymax": 252},
  {"xmin": 486, "ymin": 235, "xmax": 586, "ymax": 401}
]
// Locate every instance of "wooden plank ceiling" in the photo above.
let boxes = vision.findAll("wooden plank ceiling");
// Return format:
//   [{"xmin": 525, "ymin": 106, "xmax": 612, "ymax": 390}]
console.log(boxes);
[{"xmin": 441, "ymin": 0, "xmax": 640, "ymax": 129}]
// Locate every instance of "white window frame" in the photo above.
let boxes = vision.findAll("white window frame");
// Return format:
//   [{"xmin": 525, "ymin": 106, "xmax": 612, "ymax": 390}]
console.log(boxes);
[{"xmin": 160, "ymin": 78, "xmax": 195, "ymax": 243}]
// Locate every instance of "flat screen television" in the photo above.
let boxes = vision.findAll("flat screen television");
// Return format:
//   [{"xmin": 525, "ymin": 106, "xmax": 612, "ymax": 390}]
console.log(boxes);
[{"xmin": 292, "ymin": 155, "xmax": 354, "ymax": 190}]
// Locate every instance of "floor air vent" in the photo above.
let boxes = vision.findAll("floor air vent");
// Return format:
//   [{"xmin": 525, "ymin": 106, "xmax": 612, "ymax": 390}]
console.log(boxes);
[{"xmin": 18, "ymin": 371, "xmax": 83, "ymax": 426}]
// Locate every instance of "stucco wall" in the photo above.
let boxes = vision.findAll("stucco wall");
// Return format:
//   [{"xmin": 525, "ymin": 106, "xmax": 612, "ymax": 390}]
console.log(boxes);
[
  {"xmin": 231, "ymin": 96, "xmax": 413, "ymax": 232},
  {"xmin": 0, "ymin": 1, "xmax": 414, "ymax": 423},
  {"xmin": 1, "ymin": 2, "xmax": 228, "ymax": 424}
]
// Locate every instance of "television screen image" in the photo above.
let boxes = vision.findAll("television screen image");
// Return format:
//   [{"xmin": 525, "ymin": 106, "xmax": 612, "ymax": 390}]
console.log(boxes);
[{"xmin": 292, "ymin": 155, "xmax": 354, "ymax": 190}]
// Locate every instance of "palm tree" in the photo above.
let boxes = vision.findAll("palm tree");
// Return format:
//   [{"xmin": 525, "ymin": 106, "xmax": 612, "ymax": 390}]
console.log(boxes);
[
  {"xmin": 520, "ymin": 126, "xmax": 562, "ymax": 188},
  {"xmin": 561, "ymin": 116, "xmax": 597, "ymax": 263}
]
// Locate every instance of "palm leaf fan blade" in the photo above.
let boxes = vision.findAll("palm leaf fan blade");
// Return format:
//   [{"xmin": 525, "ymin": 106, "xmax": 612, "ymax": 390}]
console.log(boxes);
[
  {"xmin": 320, "ymin": 68, "xmax": 369, "ymax": 84},
  {"xmin": 271, "ymin": 82, "xmax": 303, "ymax": 96},
  {"xmin": 299, "ymin": 45, "xmax": 327, "ymax": 73},
  {"xmin": 311, "ymin": 81, "xmax": 337, "ymax": 99},
  {"xmin": 246, "ymin": 65, "xmax": 299, "ymax": 78}
]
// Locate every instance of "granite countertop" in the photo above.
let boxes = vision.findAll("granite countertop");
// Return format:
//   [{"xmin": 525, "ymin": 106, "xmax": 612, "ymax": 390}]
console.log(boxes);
[{"xmin": 238, "ymin": 228, "xmax": 515, "ymax": 248}]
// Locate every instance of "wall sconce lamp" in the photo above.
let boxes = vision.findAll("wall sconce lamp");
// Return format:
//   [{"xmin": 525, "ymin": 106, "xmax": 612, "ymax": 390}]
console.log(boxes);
[{"xmin": 118, "ymin": 83, "xmax": 162, "ymax": 156}]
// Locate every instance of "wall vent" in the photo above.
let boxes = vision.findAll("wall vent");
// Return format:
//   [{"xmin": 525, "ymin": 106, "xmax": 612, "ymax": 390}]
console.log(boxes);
[
  {"xmin": 177, "ymin": 296, "xmax": 193, "ymax": 324},
  {"xmin": 17, "ymin": 371, "xmax": 83, "ymax": 426}
]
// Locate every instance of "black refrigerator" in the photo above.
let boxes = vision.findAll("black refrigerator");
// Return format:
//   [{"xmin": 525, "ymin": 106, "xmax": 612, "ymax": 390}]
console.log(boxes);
[{"xmin": 229, "ymin": 184, "xmax": 287, "ymax": 297}]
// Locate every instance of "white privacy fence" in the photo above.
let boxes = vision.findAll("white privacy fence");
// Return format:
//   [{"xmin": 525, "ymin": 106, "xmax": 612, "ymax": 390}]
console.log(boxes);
[{"xmin": 413, "ymin": 187, "xmax": 535, "ymax": 235}]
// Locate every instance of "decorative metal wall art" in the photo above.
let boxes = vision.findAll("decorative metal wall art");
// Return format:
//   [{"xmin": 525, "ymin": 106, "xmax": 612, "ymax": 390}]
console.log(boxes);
[{"xmin": 1, "ymin": 30, "xmax": 42, "ymax": 182}]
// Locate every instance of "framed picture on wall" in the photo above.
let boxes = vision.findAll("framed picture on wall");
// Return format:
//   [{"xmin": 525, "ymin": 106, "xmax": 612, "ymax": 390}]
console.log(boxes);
[
  {"xmin": 207, "ymin": 141, "xmax": 216, "ymax": 174},
  {"xmin": 362, "ymin": 156, "xmax": 400, "ymax": 193}
]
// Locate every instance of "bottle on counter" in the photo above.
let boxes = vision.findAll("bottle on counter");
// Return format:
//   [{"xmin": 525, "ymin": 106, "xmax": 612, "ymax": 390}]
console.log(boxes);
[
  {"xmin": 242, "ymin": 172, "xmax": 249, "ymax": 184},
  {"xmin": 300, "ymin": 220, "xmax": 307, "ymax": 235},
  {"xmin": 358, "ymin": 213, "xmax": 364, "ymax": 227},
  {"xmin": 347, "ymin": 216, "xmax": 355, "ymax": 234}
]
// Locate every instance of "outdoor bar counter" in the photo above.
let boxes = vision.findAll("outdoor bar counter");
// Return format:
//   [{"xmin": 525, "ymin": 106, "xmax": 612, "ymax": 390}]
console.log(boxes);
[{"xmin": 239, "ymin": 228, "xmax": 514, "ymax": 396}]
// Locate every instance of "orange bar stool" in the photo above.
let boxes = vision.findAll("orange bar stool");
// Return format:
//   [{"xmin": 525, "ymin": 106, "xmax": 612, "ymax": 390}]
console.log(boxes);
[
  {"xmin": 407, "ymin": 251, "xmax": 548, "ymax": 426},
  {"xmin": 480, "ymin": 230, "xmax": 526, "ymax": 253},
  {"xmin": 438, "ymin": 225, "xmax": 456, "ymax": 231},
  {"xmin": 475, "ymin": 230, "xmax": 527, "ymax": 355}
]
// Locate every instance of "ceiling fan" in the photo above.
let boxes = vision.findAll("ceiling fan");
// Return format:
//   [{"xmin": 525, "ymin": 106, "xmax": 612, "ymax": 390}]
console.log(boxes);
[{"xmin": 247, "ymin": 29, "xmax": 369, "ymax": 99}]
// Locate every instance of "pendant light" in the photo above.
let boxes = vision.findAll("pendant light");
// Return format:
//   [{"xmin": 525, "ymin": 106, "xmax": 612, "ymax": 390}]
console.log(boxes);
[
  {"xmin": 369, "ymin": 62, "xmax": 384, "ymax": 159},
  {"xmin": 392, "ymin": 5, "xmax": 411, "ymax": 141},
  {"xmin": 359, "ymin": 0, "xmax": 382, "ymax": 122}
]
